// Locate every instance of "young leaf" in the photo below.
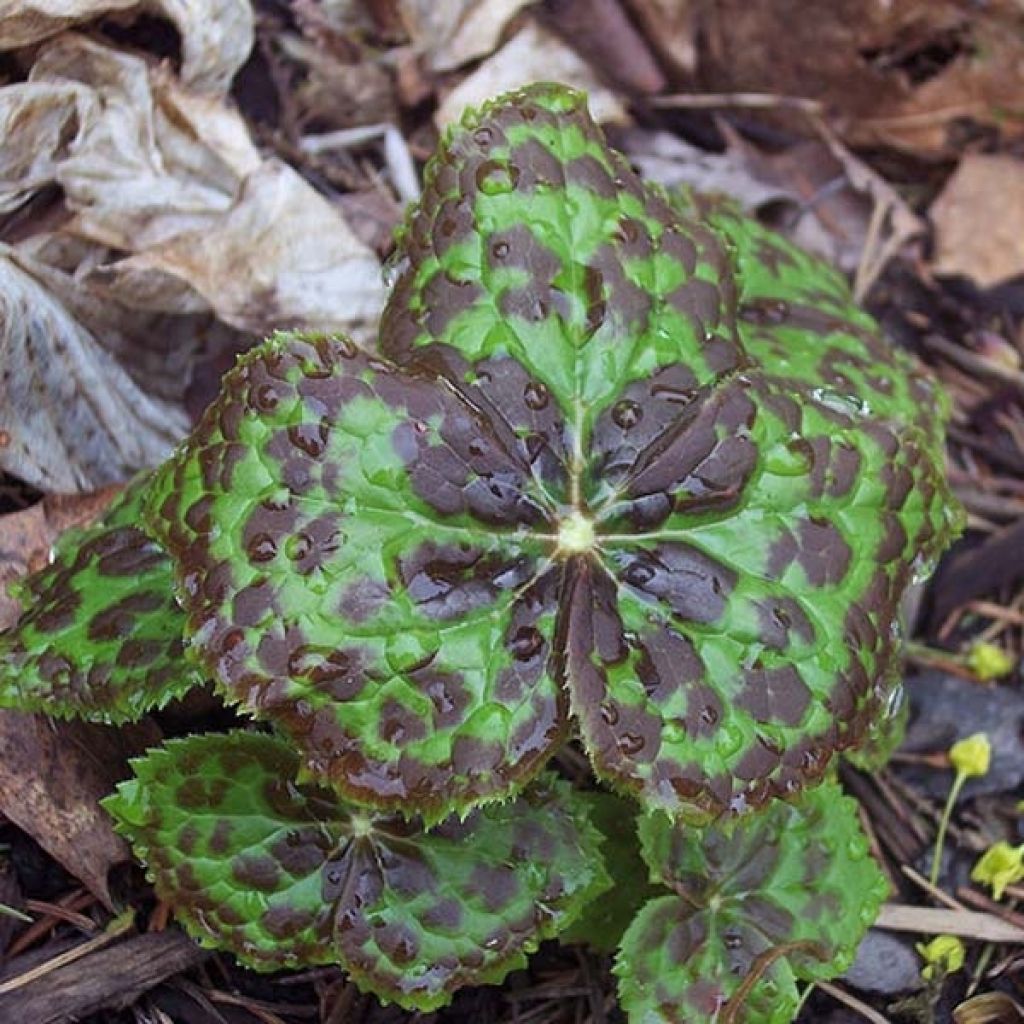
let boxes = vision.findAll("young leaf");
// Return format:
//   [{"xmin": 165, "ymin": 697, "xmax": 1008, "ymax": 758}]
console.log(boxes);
[
  {"xmin": 104, "ymin": 731, "xmax": 607, "ymax": 1010},
  {"xmin": 145, "ymin": 82, "xmax": 960, "ymax": 822},
  {"xmin": 0, "ymin": 480, "xmax": 199, "ymax": 722},
  {"xmin": 615, "ymin": 781, "xmax": 888, "ymax": 1023}
]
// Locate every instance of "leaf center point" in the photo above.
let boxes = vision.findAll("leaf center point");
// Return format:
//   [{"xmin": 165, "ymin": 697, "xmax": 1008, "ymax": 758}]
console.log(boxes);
[{"xmin": 556, "ymin": 512, "xmax": 596, "ymax": 555}]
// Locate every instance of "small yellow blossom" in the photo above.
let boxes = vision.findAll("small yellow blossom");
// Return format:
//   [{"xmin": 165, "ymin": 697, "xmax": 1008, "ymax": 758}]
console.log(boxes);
[
  {"xmin": 917, "ymin": 935, "xmax": 965, "ymax": 980},
  {"xmin": 972, "ymin": 841, "xmax": 1024, "ymax": 900},
  {"xmin": 949, "ymin": 733, "xmax": 991, "ymax": 779},
  {"xmin": 966, "ymin": 642, "xmax": 1016, "ymax": 682}
]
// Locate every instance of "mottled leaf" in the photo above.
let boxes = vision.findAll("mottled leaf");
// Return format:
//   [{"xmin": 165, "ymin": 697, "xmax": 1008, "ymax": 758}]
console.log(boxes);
[
  {"xmin": 144, "ymin": 334, "xmax": 567, "ymax": 820},
  {"xmin": 0, "ymin": 480, "xmax": 200, "ymax": 723},
  {"xmin": 146, "ymin": 83, "xmax": 960, "ymax": 821},
  {"xmin": 104, "ymin": 731, "xmax": 607, "ymax": 1009},
  {"xmin": 615, "ymin": 781, "xmax": 887, "ymax": 1023}
]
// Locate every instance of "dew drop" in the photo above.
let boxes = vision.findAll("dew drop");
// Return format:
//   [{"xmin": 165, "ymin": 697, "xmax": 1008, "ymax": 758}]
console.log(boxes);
[
  {"xmin": 246, "ymin": 533, "xmax": 277, "ymax": 563},
  {"xmin": 253, "ymin": 384, "xmax": 280, "ymax": 412},
  {"xmin": 624, "ymin": 562, "xmax": 655, "ymax": 587},
  {"xmin": 617, "ymin": 732, "xmax": 645, "ymax": 756},
  {"xmin": 771, "ymin": 605, "xmax": 792, "ymax": 630},
  {"xmin": 600, "ymin": 702, "xmax": 620, "ymax": 726},
  {"xmin": 651, "ymin": 384, "xmax": 698, "ymax": 405},
  {"xmin": 885, "ymin": 682, "xmax": 904, "ymax": 719},
  {"xmin": 524, "ymin": 432, "xmax": 546, "ymax": 462},
  {"xmin": 475, "ymin": 160, "xmax": 520, "ymax": 195},
  {"xmin": 413, "ymin": 420, "xmax": 428, "ymax": 434},
  {"xmin": 285, "ymin": 533, "xmax": 313, "ymax": 561},
  {"xmin": 491, "ymin": 240, "xmax": 510, "ymax": 259},
  {"xmin": 611, "ymin": 399, "xmax": 642, "ymax": 429},
  {"xmin": 699, "ymin": 704, "xmax": 719, "ymax": 727},
  {"xmin": 523, "ymin": 381, "xmax": 550, "ymax": 410},
  {"xmin": 473, "ymin": 126, "xmax": 494, "ymax": 149},
  {"xmin": 288, "ymin": 422, "xmax": 328, "ymax": 458},
  {"xmin": 509, "ymin": 626, "xmax": 544, "ymax": 660}
]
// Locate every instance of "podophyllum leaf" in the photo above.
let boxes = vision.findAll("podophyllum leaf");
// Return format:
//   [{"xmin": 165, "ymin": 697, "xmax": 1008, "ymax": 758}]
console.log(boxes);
[
  {"xmin": 616, "ymin": 781, "xmax": 888, "ymax": 1023},
  {"xmin": 0, "ymin": 480, "xmax": 199, "ymax": 723},
  {"xmin": 147, "ymin": 82, "xmax": 960, "ymax": 822},
  {"xmin": 104, "ymin": 731, "xmax": 608, "ymax": 1009},
  {"xmin": 143, "ymin": 333, "xmax": 568, "ymax": 821},
  {"xmin": 379, "ymin": 82, "xmax": 960, "ymax": 818},
  {"xmin": 559, "ymin": 790, "xmax": 658, "ymax": 953}
]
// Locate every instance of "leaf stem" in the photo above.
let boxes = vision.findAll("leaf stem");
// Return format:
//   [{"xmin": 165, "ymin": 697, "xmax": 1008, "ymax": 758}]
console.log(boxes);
[{"xmin": 929, "ymin": 770, "xmax": 966, "ymax": 887}]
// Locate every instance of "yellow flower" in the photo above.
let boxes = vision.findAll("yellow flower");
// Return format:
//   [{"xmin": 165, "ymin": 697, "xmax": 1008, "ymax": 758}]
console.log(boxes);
[
  {"xmin": 966, "ymin": 642, "xmax": 1016, "ymax": 682},
  {"xmin": 917, "ymin": 935, "xmax": 965, "ymax": 980},
  {"xmin": 949, "ymin": 733, "xmax": 991, "ymax": 779},
  {"xmin": 972, "ymin": 841, "xmax": 1024, "ymax": 900}
]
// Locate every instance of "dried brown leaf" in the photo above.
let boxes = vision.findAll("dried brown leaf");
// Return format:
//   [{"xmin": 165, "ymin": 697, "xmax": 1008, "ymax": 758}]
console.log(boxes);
[
  {"xmin": 436, "ymin": 21, "xmax": 627, "ymax": 126},
  {"xmin": 398, "ymin": 0, "xmax": 533, "ymax": 71},
  {"xmin": 690, "ymin": 1, "xmax": 1024, "ymax": 158},
  {"xmin": 0, "ymin": 0, "xmax": 253, "ymax": 94},
  {"xmin": 0, "ymin": 245, "xmax": 189, "ymax": 493},
  {"xmin": 930, "ymin": 155, "xmax": 1024, "ymax": 288},
  {"xmin": 0, "ymin": 712, "xmax": 154, "ymax": 910}
]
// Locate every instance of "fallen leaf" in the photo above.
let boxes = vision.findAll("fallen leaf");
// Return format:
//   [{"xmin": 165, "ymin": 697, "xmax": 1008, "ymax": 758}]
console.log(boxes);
[
  {"xmin": 0, "ymin": 245, "xmax": 190, "ymax": 493},
  {"xmin": 0, "ymin": 0, "xmax": 253, "ymax": 94},
  {"xmin": 930, "ymin": 154, "xmax": 1024, "ymax": 288},
  {"xmin": 537, "ymin": 0, "xmax": 664, "ymax": 95},
  {"xmin": 398, "ymin": 0, "xmax": 534, "ymax": 71},
  {"xmin": 0, "ymin": 82, "xmax": 92, "ymax": 215},
  {"xmin": 955, "ymin": 992, "xmax": 1024, "ymax": 1024},
  {"xmin": 0, "ymin": 487, "xmax": 122, "ymax": 630},
  {"xmin": 622, "ymin": 0, "xmax": 697, "ymax": 78},
  {"xmin": 23, "ymin": 34, "xmax": 385, "ymax": 336},
  {"xmin": 688, "ymin": 1, "xmax": 1024, "ymax": 157},
  {"xmin": 0, "ymin": 712, "xmax": 157, "ymax": 909},
  {"xmin": 436, "ymin": 21, "xmax": 627, "ymax": 127}
]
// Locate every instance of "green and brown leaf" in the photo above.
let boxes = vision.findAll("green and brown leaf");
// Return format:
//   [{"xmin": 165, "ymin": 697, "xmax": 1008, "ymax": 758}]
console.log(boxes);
[
  {"xmin": 0, "ymin": 480, "xmax": 199, "ymax": 723},
  {"xmin": 142, "ymin": 84, "xmax": 959, "ymax": 822},
  {"xmin": 104, "ymin": 731, "xmax": 607, "ymax": 1010},
  {"xmin": 616, "ymin": 780, "xmax": 888, "ymax": 1023}
]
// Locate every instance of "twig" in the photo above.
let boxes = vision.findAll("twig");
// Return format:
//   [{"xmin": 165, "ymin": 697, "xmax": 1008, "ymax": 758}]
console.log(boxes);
[{"xmin": 875, "ymin": 903, "xmax": 1024, "ymax": 943}]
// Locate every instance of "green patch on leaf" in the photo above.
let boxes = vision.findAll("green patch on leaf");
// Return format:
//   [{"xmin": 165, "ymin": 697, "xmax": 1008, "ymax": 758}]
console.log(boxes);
[
  {"xmin": 0, "ymin": 480, "xmax": 200, "ymax": 723},
  {"xmin": 143, "ymin": 83, "xmax": 960, "ymax": 823},
  {"xmin": 105, "ymin": 731, "xmax": 608, "ymax": 1010},
  {"xmin": 615, "ymin": 781, "xmax": 887, "ymax": 1023}
]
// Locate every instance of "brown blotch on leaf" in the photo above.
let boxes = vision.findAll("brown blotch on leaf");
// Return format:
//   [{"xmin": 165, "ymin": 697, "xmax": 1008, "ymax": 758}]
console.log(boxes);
[{"xmin": 735, "ymin": 664, "xmax": 812, "ymax": 728}]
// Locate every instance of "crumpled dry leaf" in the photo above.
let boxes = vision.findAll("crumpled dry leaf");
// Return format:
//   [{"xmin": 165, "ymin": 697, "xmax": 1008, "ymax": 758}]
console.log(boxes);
[
  {"xmin": 436, "ymin": 21, "xmax": 627, "ymax": 126},
  {"xmin": 22, "ymin": 33, "xmax": 384, "ymax": 336},
  {"xmin": 0, "ymin": 81, "xmax": 93, "ymax": 215},
  {"xmin": 690, "ymin": 0, "xmax": 1024, "ymax": 157},
  {"xmin": 930, "ymin": 154, "xmax": 1024, "ymax": 288},
  {"xmin": 398, "ymin": 0, "xmax": 534, "ymax": 71},
  {"xmin": 0, "ymin": 0, "xmax": 253, "ymax": 94},
  {"xmin": 123, "ymin": 160, "xmax": 388, "ymax": 334},
  {"xmin": 0, "ymin": 243, "xmax": 190, "ymax": 493}
]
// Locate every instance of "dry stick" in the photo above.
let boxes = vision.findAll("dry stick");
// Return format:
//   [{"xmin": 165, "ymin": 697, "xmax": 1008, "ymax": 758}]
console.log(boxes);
[
  {"xmin": 651, "ymin": 91, "xmax": 824, "ymax": 114},
  {"xmin": 875, "ymin": 903, "xmax": 1024, "ymax": 943},
  {"xmin": 901, "ymin": 864, "xmax": 968, "ymax": 911},
  {"xmin": 0, "ymin": 913, "xmax": 133, "ymax": 995}
]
